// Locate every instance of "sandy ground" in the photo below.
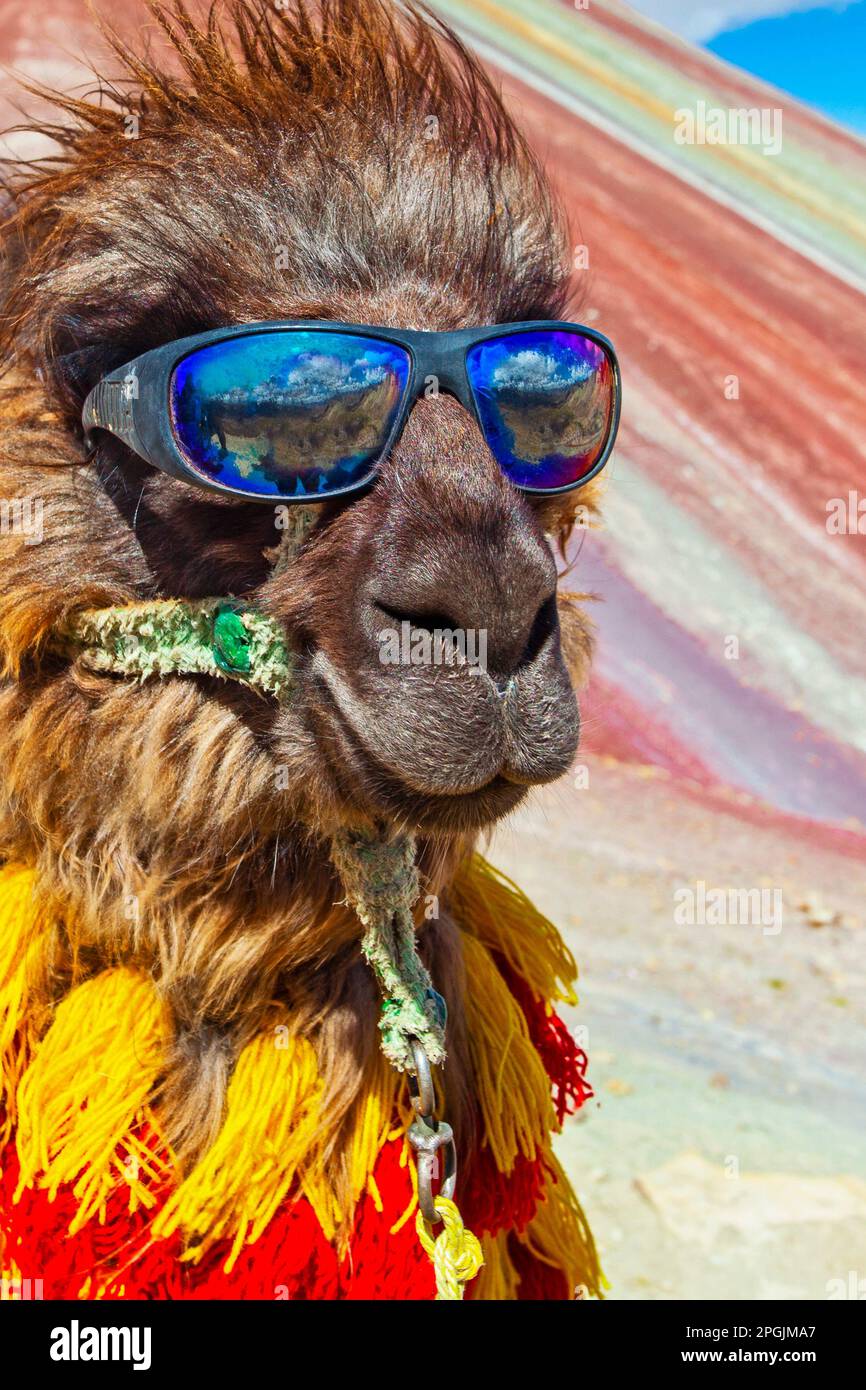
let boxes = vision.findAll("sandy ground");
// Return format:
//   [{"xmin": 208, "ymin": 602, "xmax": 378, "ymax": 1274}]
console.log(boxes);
[{"xmin": 486, "ymin": 760, "xmax": 866, "ymax": 1301}]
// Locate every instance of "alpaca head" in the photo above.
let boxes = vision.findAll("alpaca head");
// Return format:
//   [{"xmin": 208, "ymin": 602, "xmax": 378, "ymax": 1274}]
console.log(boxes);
[{"xmin": 0, "ymin": 0, "xmax": 601, "ymax": 869}]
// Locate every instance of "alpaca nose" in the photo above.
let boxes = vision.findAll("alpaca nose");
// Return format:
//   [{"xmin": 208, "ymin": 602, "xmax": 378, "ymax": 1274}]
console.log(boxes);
[{"xmin": 370, "ymin": 541, "xmax": 559, "ymax": 681}]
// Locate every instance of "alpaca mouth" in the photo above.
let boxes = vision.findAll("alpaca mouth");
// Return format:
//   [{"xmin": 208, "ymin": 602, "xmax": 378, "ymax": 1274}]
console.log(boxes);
[{"xmin": 310, "ymin": 668, "xmax": 527, "ymax": 830}]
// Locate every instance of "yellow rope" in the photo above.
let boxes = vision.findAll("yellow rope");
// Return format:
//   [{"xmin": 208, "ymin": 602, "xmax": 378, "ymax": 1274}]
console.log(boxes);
[{"xmin": 415, "ymin": 1197, "xmax": 484, "ymax": 1301}]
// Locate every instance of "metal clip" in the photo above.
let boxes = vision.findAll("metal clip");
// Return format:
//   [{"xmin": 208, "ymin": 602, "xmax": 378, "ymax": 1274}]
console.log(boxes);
[
  {"xmin": 406, "ymin": 1036, "xmax": 457, "ymax": 1224},
  {"xmin": 407, "ymin": 1036, "xmax": 436, "ymax": 1120},
  {"xmin": 408, "ymin": 1115, "xmax": 457, "ymax": 1225}
]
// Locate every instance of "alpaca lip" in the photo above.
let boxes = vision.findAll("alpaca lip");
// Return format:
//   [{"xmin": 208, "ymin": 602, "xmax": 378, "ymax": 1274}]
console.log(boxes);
[
  {"xmin": 310, "ymin": 649, "xmax": 505, "ymax": 785},
  {"xmin": 309, "ymin": 667, "xmax": 524, "ymax": 825},
  {"xmin": 307, "ymin": 644, "xmax": 578, "ymax": 818},
  {"xmin": 316, "ymin": 671, "xmax": 504, "ymax": 795}
]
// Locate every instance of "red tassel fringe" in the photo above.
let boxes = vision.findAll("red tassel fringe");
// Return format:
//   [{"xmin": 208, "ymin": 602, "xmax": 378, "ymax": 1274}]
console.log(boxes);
[{"xmin": 494, "ymin": 954, "xmax": 594, "ymax": 1123}]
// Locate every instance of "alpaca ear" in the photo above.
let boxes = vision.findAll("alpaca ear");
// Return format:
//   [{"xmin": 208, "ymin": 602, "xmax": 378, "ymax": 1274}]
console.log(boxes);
[{"xmin": 530, "ymin": 477, "xmax": 604, "ymax": 567}]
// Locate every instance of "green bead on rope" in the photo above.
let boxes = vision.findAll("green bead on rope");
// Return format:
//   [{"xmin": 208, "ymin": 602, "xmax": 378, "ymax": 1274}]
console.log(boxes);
[{"xmin": 212, "ymin": 603, "xmax": 253, "ymax": 676}]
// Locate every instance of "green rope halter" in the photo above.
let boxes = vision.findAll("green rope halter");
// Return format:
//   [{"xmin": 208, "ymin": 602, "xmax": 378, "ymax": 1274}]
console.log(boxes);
[
  {"xmin": 330, "ymin": 827, "xmax": 447, "ymax": 1070},
  {"xmin": 48, "ymin": 511, "xmax": 447, "ymax": 1073},
  {"xmin": 53, "ymin": 598, "xmax": 294, "ymax": 698}
]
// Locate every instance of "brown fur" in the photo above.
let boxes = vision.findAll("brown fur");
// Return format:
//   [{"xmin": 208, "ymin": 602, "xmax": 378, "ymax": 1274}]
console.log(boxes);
[{"xmin": 0, "ymin": 0, "xmax": 598, "ymax": 1226}]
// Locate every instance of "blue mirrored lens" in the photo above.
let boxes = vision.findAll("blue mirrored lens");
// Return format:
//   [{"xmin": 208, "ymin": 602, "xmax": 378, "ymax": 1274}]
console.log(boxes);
[
  {"xmin": 170, "ymin": 331, "xmax": 411, "ymax": 498},
  {"xmin": 466, "ymin": 330, "xmax": 614, "ymax": 490}
]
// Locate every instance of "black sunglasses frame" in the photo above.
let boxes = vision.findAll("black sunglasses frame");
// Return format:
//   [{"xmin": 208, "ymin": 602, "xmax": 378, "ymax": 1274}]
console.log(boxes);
[{"xmin": 81, "ymin": 318, "xmax": 621, "ymax": 505}]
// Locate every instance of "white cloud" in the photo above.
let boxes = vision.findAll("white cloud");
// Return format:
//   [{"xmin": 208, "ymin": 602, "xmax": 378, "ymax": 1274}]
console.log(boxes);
[{"xmin": 625, "ymin": 0, "xmax": 858, "ymax": 45}]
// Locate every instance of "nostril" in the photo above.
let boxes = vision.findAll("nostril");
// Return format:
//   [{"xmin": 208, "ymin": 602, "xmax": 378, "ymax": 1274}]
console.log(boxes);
[
  {"xmin": 372, "ymin": 592, "xmax": 559, "ymax": 678},
  {"xmin": 517, "ymin": 593, "xmax": 558, "ymax": 671},
  {"xmin": 374, "ymin": 600, "xmax": 463, "ymax": 637}
]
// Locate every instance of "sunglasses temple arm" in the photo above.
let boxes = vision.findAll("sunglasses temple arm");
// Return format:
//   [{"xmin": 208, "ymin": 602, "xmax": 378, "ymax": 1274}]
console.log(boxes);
[{"xmin": 81, "ymin": 372, "xmax": 148, "ymax": 460}]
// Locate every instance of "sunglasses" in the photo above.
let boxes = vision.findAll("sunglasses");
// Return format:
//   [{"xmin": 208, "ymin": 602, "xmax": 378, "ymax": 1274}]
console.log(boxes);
[{"xmin": 82, "ymin": 319, "xmax": 621, "ymax": 504}]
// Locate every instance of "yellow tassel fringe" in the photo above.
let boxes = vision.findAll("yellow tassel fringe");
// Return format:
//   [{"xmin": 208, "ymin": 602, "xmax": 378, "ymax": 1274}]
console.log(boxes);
[
  {"xmin": 13, "ymin": 966, "xmax": 171, "ymax": 1230},
  {"xmin": 153, "ymin": 1032, "xmax": 322, "ymax": 1270},
  {"xmin": 0, "ymin": 866, "xmax": 50, "ymax": 1148},
  {"xmin": 473, "ymin": 1230, "xmax": 521, "ymax": 1301},
  {"xmin": 448, "ymin": 855, "xmax": 579, "ymax": 1008},
  {"xmin": 461, "ymin": 933, "xmax": 556, "ymax": 1172},
  {"xmin": 521, "ymin": 1154, "xmax": 605, "ymax": 1299}
]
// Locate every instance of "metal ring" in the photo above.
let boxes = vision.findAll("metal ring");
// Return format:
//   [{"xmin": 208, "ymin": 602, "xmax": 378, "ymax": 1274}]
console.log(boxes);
[
  {"xmin": 408, "ymin": 1037, "xmax": 436, "ymax": 1121},
  {"xmin": 408, "ymin": 1117, "xmax": 457, "ymax": 1225}
]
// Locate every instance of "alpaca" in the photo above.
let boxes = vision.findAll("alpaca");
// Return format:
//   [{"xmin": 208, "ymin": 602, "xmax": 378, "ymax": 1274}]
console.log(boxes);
[{"xmin": 0, "ymin": 0, "xmax": 609, "ymax": 1300}]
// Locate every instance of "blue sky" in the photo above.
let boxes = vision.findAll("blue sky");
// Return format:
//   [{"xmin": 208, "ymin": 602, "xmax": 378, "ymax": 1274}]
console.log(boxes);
[{"xmin": 627, "ymin": 1, "xmax": 866, "ymax": 135}]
